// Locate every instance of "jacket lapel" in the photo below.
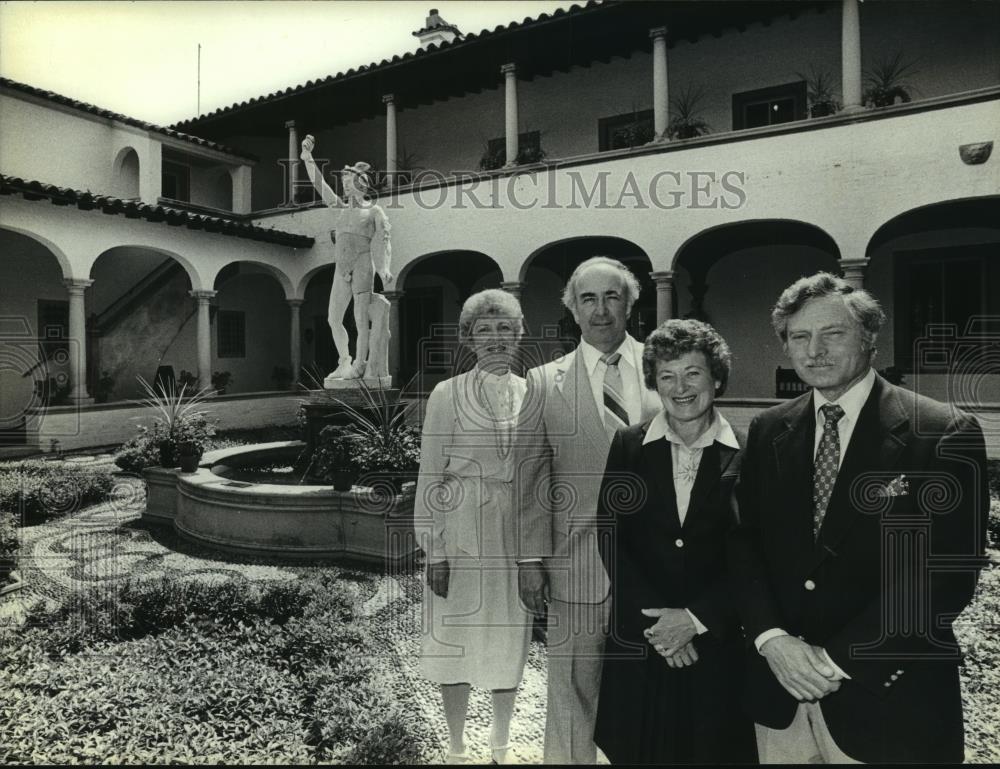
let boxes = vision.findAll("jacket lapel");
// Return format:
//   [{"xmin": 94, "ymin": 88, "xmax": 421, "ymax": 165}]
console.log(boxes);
[
  {"xmin": 557, "ymin": 348, "xmax": 608, "ymax": 451},
  {"xmin": 773, "ymin": 394, "xmax": 817, "ymax": 548},
  {"xmin": 813, "ymin": 376, "xmax": 908, "ymax": 561},
  {"xmin": 642, "ymin": 435, "xmax": 679, "ymax": 527},
  {"xmin": 683, "ymin": 441, "xmax": 741, "ymax": 530}
]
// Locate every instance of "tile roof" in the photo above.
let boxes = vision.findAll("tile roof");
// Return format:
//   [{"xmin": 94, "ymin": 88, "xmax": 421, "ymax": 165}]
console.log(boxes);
[
  {"xmin": 0, "ymin": 175, "xmax": 313, "ymax": 248},
  {"xmin": 0, "ymin": 77, "xmax": 258, "ymax": 161},
  {"xmin": 172, "ymin": 1, "xmax": 605, "ymax": 129}
]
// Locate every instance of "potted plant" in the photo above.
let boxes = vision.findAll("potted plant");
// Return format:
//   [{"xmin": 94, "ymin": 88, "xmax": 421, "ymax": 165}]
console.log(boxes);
[
  {"xmin": 667, "ymin": 85, "xmax": 711, "ymax": 140},
  {"xmin": 797, "ymin": 65, "xmax": 841, "ymax": 117},
  {"xmin": 136, "ymin": 375, "xmax": 216, "ymax": 469},
  {"xmin": 178, "ymin": 369, "xmax": 199, "ymax": 391},
  {"xmin": 332, "ymin": 381, "xmax": 420, "ymax": 495},
  {"xmin": 211, "ymin": 370, "xmax": 232, "ymax": 395},
  {"xmin": 175, "ymin": 414, "xmax": 215, "ymax": 472},
  {"xmin": 93, "ymin": 370, "xmax": 116, "ymax": 404},
  {"xmin": 311, "ymin": 425, "xmax": 359, "ymax": 491},
  {"xmin": 863, "ymin": 52, "xmax": 919, "ymax": 108}
]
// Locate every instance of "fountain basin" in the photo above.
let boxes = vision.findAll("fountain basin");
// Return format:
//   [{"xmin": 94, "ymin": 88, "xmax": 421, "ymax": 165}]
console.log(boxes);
[{"xmin": 143, "ymin": 441, "xmax": 420, "ymax": 565}]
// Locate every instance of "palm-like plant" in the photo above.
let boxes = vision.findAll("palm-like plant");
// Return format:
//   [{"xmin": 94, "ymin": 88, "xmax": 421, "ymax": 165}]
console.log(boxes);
[
  {"xmin": 667, "ymin": 85, "xmax": 711, "ymax": 140},
  {"xmin": 863, "ymin": 52, "xmax": 919, "ymax": 108},
  {"xmin": 135, "ymin": 375, "xmax": 216, "ymax": 466},
  {"xmin": 797, "ymin": 65, "xmax": 841, "ymax": 117},
  {"xmin": 330, "ymin": 379, "xmax": 420, "ymax": 475}
]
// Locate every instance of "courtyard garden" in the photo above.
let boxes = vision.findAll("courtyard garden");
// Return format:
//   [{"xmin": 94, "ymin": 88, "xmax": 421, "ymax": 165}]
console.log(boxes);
[{"xmin": 0, "ymin": 431, "xmax": 998, "ymax": 764}]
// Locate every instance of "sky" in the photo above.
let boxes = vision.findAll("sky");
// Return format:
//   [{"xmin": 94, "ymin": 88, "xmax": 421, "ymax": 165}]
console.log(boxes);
[{"xmin": 0, "ymin": 0, "xmax": 570, "ymax": 126}]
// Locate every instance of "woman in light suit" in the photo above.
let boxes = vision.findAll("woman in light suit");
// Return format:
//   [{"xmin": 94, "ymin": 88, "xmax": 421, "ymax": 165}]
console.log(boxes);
[{"xmin": 417, "ymin": 289, "xmax": 532, "ymax": 764}]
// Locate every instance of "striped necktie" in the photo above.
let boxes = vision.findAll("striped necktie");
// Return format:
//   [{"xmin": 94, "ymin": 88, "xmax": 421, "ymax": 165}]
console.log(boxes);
[{"xmin": 601, "ymin": 352, "xmax": 629, "ymax": 440}]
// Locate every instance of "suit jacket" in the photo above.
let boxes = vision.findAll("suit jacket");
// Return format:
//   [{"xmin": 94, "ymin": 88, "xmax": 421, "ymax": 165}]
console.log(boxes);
[
  {"xmin": 731, "ymin": 374, "xmax": 989, "ymax": 763},
  {"xmin": 594, "ymin": 419, "xmax": 756, "ymax": 763},
  {"xmin": 513, "ymin": 335, "xmax": 662, "ymax": 604}
]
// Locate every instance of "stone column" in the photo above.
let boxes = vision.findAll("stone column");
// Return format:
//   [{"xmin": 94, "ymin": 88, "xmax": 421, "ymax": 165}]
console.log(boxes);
[
  {"xmin": 189, "ymin": 290, "xmax": 217, "ymax": 390},
  {"xmin": 64, "ymin": 278, "xmax": 94, "ymax": 403},
  {"xmin": 383, "ymin": 94, "xmax": 398, "ymax": 188},
  {"xmin": 383, "ymin": 290, "xmax": 404, "ymax": 384},
  {"xmin": 841, "ymin": 0, "xmax": 863, "ymax": 112},
  {"xmin": 650, "ymin": 26, "xmax": 669, "ymax": 140},
  {"xmin": 288, "ymin": 299, "xmax": 304, "ymax": 389},
  {"xmin": 500, "ymin": 281, "xmax": 524, "ymax": 300},
  {"xmin": 650, "ymin": 271, "xmax": 675, "ymax": 324},
  {"xmin": 840, "ymin": 257, "xmax": 870, "ymax": 289},
  {"xmin": 285, "ymin": 119, "xmax": 299, "ymax": 205},
  {"xmin": 502, "ymin": 63, "xmax": 519, "ymax": 167}
]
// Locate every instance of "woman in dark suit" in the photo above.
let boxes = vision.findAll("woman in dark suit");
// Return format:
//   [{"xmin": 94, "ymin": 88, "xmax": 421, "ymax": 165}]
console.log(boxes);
[{"xmin": 594, "ymin": 319, "xmax": 757, "ymax": 764}]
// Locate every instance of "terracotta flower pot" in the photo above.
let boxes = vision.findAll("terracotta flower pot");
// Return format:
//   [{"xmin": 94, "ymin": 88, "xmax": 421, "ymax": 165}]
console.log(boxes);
[{"xmin": 159, "ymin": 440, "xmax": 178, "ymax": 468}]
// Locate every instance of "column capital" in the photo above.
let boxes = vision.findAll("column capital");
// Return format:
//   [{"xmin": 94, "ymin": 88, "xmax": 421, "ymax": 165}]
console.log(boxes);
[
  {"xmin": 500, "ymin": 281, "xmax": 525, "ymax": 291},
  {"xmin": 501, "ymin": 62, "xmax": 517, "ymax": 76},
  {"xmin": 382, "ymin": 93, "xmax": 395, "ymax": 105},
  {"xmin": 284, "ymin": 119, "xmax": 297, "ymax": 130},
  {"xmin": 649, "ymin": 25, "xmax": 668, "ymax": 40},
  {"xmin": 839, "ymin": 257, "xmax": 870, "ymax": 270},
  {"xmin": 382, "ymin": 290, "xmax": 405, "ymax": 302},
  {"xmin": 649, "ymin": 270, "xmax": 675, "ymax": 285},
  {"xmin": 63, "ymin": 278, "xmax": 94, "ymax": 293},
  {"xmin": 189, "ymin": 289, "xmax": 218, "ymax": 302},
  {"xmin": 286, "ymin": 298, "xmax": 305, "ymax": 308}
]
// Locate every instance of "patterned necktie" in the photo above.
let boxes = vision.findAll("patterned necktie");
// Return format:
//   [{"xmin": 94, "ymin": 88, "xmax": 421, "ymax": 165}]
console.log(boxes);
[
  {"xmin": 601, "ymin": 352, "xmax": 629, "ymax": 440},
  {"xmin": 813, "ymin": 403, "xmax": 846, "ymax": 538}
]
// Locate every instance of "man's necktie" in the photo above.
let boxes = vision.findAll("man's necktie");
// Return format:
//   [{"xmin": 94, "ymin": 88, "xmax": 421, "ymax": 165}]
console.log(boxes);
[
  {"xmin": 813, "ymin": 403, "xmax": 845, "ymax": 538},
  {"xmin": 602, "ymin": 352, "xmax": 629, "ymax": 440}
]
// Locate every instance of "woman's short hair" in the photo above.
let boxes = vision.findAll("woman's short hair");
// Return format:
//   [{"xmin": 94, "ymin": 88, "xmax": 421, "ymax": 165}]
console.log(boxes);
[
  {"xmin": 642, "ymin": 318, "xmax": 733, "ymax": 396},
  {"xmin": 458, "ymin": 289, "xmax": 524, "ymax": 341},
  {"xmin": 561, "ymin": 256, "xmax": 641, "ymax": 314},
  {"xmin": 770, "ymin": 272, "xmax": 886, "ymax": 346}
]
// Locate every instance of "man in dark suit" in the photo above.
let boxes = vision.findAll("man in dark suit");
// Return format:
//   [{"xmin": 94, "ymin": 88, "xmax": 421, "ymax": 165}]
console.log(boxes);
[{"xmin": 732, "ymin": 272, "xmax": 989, "ymax": 763}]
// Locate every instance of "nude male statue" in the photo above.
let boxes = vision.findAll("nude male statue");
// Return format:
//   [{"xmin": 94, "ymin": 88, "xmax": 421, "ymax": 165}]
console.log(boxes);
[{"xmin": 300, "ymin": 135, "xmax": 393, "ymax": 382}]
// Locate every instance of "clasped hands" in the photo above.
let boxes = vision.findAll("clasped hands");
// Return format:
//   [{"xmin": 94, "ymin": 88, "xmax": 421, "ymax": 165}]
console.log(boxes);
[
  {"xmin": 642, "ymin": 608, "xmax": 699, "ymax": 668},
  {"xmin": 760, "ymin": 635, "xmax": 844, "ymax": 702}
]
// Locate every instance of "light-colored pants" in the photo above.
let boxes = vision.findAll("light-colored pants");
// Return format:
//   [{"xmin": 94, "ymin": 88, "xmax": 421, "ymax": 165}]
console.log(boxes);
[
  {"xmin": 543, "ymin": 597, "xmax": 610, "ymax": 765},
  {"xmin": 755, "ymin": 702, "xmax": 862, "ymax": 764}
]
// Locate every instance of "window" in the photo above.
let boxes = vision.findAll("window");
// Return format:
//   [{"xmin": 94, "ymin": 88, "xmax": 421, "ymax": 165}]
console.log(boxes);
[
  {"xmin": 217, "ymin": 310, "xmax": 246, "ymax": 358},
  {"xmin": 893, "ymin": 246, "xmax": 995, "ymax": 370},
  {"xmin": 732, "ymin": 82, "xmax": 806, "ymax": 130},
  {"xmin": 598, "ymin": 110, "xmax": 655, "ymax": 151},
  {"xmin": 162, "ymin": 160, "xmax": 191, "ymax": 202}
]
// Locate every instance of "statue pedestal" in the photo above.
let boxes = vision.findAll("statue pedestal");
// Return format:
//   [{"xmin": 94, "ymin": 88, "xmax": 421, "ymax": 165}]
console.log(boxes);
[
  {"xmin": 323, "ymin": 375, "xmax": 392, "ymax": 390},
  {"xmin": 301, "ymin": 386, "xmax": 402, "ymax": 455}
]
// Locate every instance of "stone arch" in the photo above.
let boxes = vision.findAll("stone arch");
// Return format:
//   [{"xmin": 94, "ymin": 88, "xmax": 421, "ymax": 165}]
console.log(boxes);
[
  {"xmin": 393, "ymin": 250, "xmax": 504, "ymax": 388},
  {"xmin": 672, "ymin": 219, "xmax": 841, "ymax": 399},
  {"xmin": 862, "ymin": 196, "xmax": 1000, "ymax": 391},
  {"xmin": 519, "ymin": 236, "xmax": 655, "ymax": 352},
  {"xmin": 87, "ymin": 245, "xmax": 200, "ymax": 401},
  {"xmin": 112, "ymin": 146, "xmax": 141, "ymax": 200},
  {"xmin": 0, "ymin": 224, "xmax": 73, "ymax": 279}
]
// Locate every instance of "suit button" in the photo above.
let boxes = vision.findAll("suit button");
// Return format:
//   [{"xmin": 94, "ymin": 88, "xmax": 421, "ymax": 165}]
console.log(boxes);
[
  {"xmin": 675, "ymin": 538, "xmax": 684, "ymax": 548},
  {"xmin": 804, "ymin": 579, "xmax": 816, "ymax": 591},
  {"xmin": 896, "ymin": 669, "xmax": 904, "ymax": 675},
  {"xmin": 884, "ymin": 682, "xmax": 892, "ymax": 688},
  {"xmin": 890, "ymin": 674, "xmax": 899, "ymax": 681}
]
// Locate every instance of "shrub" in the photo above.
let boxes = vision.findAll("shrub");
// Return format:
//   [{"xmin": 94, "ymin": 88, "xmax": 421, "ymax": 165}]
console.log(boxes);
[
  {"xmin": 989, "ymin": 500, "xmax": 1000, "ymax": 550},
  {"xmin": 114, "ymin": 425, "xmax": 164, "ymax": 473},
  {"xmin": 0, "ymin": 508, "xmax": 17, "ymax": 576},
  {"xmin": 0, "ymin": 461, "xmax": 116, "ymax": 521}
]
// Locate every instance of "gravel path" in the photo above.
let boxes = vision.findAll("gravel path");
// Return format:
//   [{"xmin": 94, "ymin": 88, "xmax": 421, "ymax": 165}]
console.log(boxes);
[{"xmin": 3, "ymin": 453, "xmax": 998, "ymax": 763}]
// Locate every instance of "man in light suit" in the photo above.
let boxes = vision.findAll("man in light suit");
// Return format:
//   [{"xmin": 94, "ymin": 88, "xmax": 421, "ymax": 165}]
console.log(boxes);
[
  {"xmin": 731, "ymin": 272, "xmax": 989, "ymax": 763},
  {"xmin": 514, "ymin": 256, "xmax": 662, "ymax": 764}
]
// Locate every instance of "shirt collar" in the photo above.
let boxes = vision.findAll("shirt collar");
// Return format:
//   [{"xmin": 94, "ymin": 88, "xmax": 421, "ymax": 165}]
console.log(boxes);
[
  {"xmin": 643, "ymin": 407, "xmax": 739, "ymax": 450},
  {"xmin": 812, "ymin": 367, "xmax": 876, "ymax": 424},
  {"xmin": 579, "ymin": 335, "xmax": 637, "ymax": 377}
]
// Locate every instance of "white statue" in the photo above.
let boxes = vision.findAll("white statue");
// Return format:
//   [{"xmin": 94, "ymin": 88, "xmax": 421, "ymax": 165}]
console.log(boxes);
[{"xmin": 300, "ymin": 135, "xmax": 393, "ymax": 386}]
